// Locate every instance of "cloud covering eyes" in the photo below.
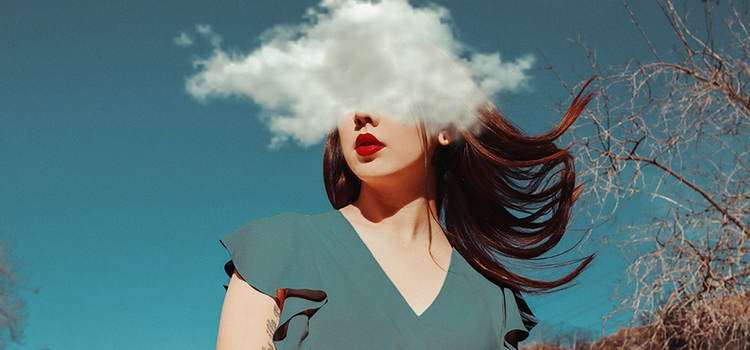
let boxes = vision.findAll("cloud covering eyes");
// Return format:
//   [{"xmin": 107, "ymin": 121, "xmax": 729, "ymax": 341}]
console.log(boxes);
[{"xmin": 181, "ymin": 0, "xmax": 535, "ymax": 147}]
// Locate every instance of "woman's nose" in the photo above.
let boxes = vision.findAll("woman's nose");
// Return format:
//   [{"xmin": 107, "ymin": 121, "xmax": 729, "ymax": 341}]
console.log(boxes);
[{"xmin": 353, "ymin": 113, "xmax": 378, "ymax": 129}]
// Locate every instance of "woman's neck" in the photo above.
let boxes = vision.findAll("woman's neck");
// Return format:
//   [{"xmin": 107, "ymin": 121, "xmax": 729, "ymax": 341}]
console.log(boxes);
[{"xmin": 346, "ymin": 180, "xmax": 440, "ymax": 241}]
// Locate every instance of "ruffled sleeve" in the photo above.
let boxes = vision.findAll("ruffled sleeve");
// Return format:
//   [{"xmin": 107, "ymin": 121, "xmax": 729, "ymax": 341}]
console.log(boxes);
[
  {"xmin": 220, "ymin": 212, "xmax": 328, "ymax": 349},
  {"xmin": 498, "ymin": 287, "xmax": 538, "ymax": 350}
]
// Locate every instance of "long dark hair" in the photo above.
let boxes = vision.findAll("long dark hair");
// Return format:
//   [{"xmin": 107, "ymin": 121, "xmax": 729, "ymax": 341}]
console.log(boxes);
[{"xmin": 323, "ymin": 79, "xmax": 596, "ymax": 293}]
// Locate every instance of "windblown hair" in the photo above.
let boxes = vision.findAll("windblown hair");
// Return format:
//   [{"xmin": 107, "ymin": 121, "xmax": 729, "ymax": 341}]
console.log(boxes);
[{"xmin": 323, "ymin": 79, "xmax": 596, "ymax": 293}]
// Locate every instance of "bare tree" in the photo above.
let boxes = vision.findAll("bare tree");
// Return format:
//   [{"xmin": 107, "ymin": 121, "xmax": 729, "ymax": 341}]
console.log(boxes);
[
  {"xmin": 0, "ymin": 233, "xmax": 27, "ymax": 349},
  {"xmin": 546, "ymin": 0, "xmax": 750, "ymax": 348},
  {"xmin": 539, "ymin": 322, "xmax": 595, "ymax": 350}
]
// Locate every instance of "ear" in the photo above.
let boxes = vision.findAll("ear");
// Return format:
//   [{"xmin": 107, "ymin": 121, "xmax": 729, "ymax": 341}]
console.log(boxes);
[{"xmin": 437, "ymin": 130, "xmax": 453, "ymax": 146}]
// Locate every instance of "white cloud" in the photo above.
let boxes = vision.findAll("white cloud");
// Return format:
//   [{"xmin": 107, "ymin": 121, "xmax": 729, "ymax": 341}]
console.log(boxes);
[
  {"xmin": 196, "ymin": 24, "xmax": 212, "ymax": 34},
  {"xmin": 183, "ymin": 0, "xmax": 535, "ymax": 147},
  {"xmin": 173, "ymin": 32, "xmax": 194, "ymax": 47},
  {"xmin": 195, "ymin": 24, "xmax": 223, "ymax": 47}
]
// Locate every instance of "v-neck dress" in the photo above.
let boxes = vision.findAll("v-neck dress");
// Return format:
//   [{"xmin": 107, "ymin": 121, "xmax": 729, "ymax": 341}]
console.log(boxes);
[{"xmin": 220, "ymin": 210, "xmax": 538, "ymax": 350}]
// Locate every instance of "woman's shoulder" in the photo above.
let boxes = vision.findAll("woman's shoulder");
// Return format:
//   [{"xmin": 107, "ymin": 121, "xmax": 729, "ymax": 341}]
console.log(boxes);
[
  {"xmin": 222, "ymin": 210, "xmax": 339, "ymax": 248},
  {"xmin": 220, "ymin": 211, "xmax": 337, "ymax": 295}
]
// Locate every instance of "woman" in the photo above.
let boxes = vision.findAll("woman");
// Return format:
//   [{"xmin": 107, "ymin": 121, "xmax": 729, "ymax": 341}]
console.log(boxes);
[{"xmin": 215, "ymin": 74, "xmax": 595, "ymax": 350}]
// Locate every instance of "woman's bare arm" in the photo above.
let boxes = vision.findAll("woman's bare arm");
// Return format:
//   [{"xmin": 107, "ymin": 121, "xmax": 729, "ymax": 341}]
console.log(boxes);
[{"xmin": 217, "ymin": 271, "xmax": 281, "ymax": 350}]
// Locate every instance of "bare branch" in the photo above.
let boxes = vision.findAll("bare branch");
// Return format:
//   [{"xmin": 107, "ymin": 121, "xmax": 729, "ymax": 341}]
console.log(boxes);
[
  {"xmin": 617, "ymin": 155, "xmax": 749, "ymax": 236},
  {"xmin": 542, "ymin": 1, "xmax": 750, "ymax": 346},
  {"xmin": 622, "ymin": 0, "xmax": 663, "ymax": 62}
]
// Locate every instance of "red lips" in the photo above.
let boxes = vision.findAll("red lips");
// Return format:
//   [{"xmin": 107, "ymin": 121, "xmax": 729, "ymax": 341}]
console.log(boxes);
[{"xmin": 355, "ymin": 133, "xmax": 385, "ymax": 156}]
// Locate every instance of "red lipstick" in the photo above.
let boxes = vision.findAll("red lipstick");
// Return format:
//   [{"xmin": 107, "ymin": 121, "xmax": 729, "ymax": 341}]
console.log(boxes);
[{"xmin": 355, "ymin": 133, "xmax": 385, "ymax": 156}]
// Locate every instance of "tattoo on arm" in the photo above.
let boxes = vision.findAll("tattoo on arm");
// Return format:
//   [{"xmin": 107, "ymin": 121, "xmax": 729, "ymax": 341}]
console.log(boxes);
[
  {"xmin": 263, "ymin": 305, "xmax": 280, "ymax": 350},
  {"xmin": 265, "ymin": 318, "xmax": 277, "ymax": 338},
  {"xmin": 261, "ymin": 303, "xmax": 281, "ymax": 350}
]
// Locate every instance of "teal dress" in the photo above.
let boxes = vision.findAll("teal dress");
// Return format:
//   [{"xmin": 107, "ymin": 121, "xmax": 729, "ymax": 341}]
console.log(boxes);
[{"xmin": 221, "ymin": 210, "xmax": 537, "ymax": 350}]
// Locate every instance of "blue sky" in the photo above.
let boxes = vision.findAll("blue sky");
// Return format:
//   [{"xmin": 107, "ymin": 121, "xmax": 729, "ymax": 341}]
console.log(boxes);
[{"xmin": 1, "ymin": 0, "xmax": 708, "ymax": 349}]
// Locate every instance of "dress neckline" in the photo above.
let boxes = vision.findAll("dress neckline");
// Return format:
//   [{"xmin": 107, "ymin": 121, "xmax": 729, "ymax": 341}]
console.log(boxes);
[{"xmin": 332, "ymin": 209, "xmax": 454, "ymax": 318}]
